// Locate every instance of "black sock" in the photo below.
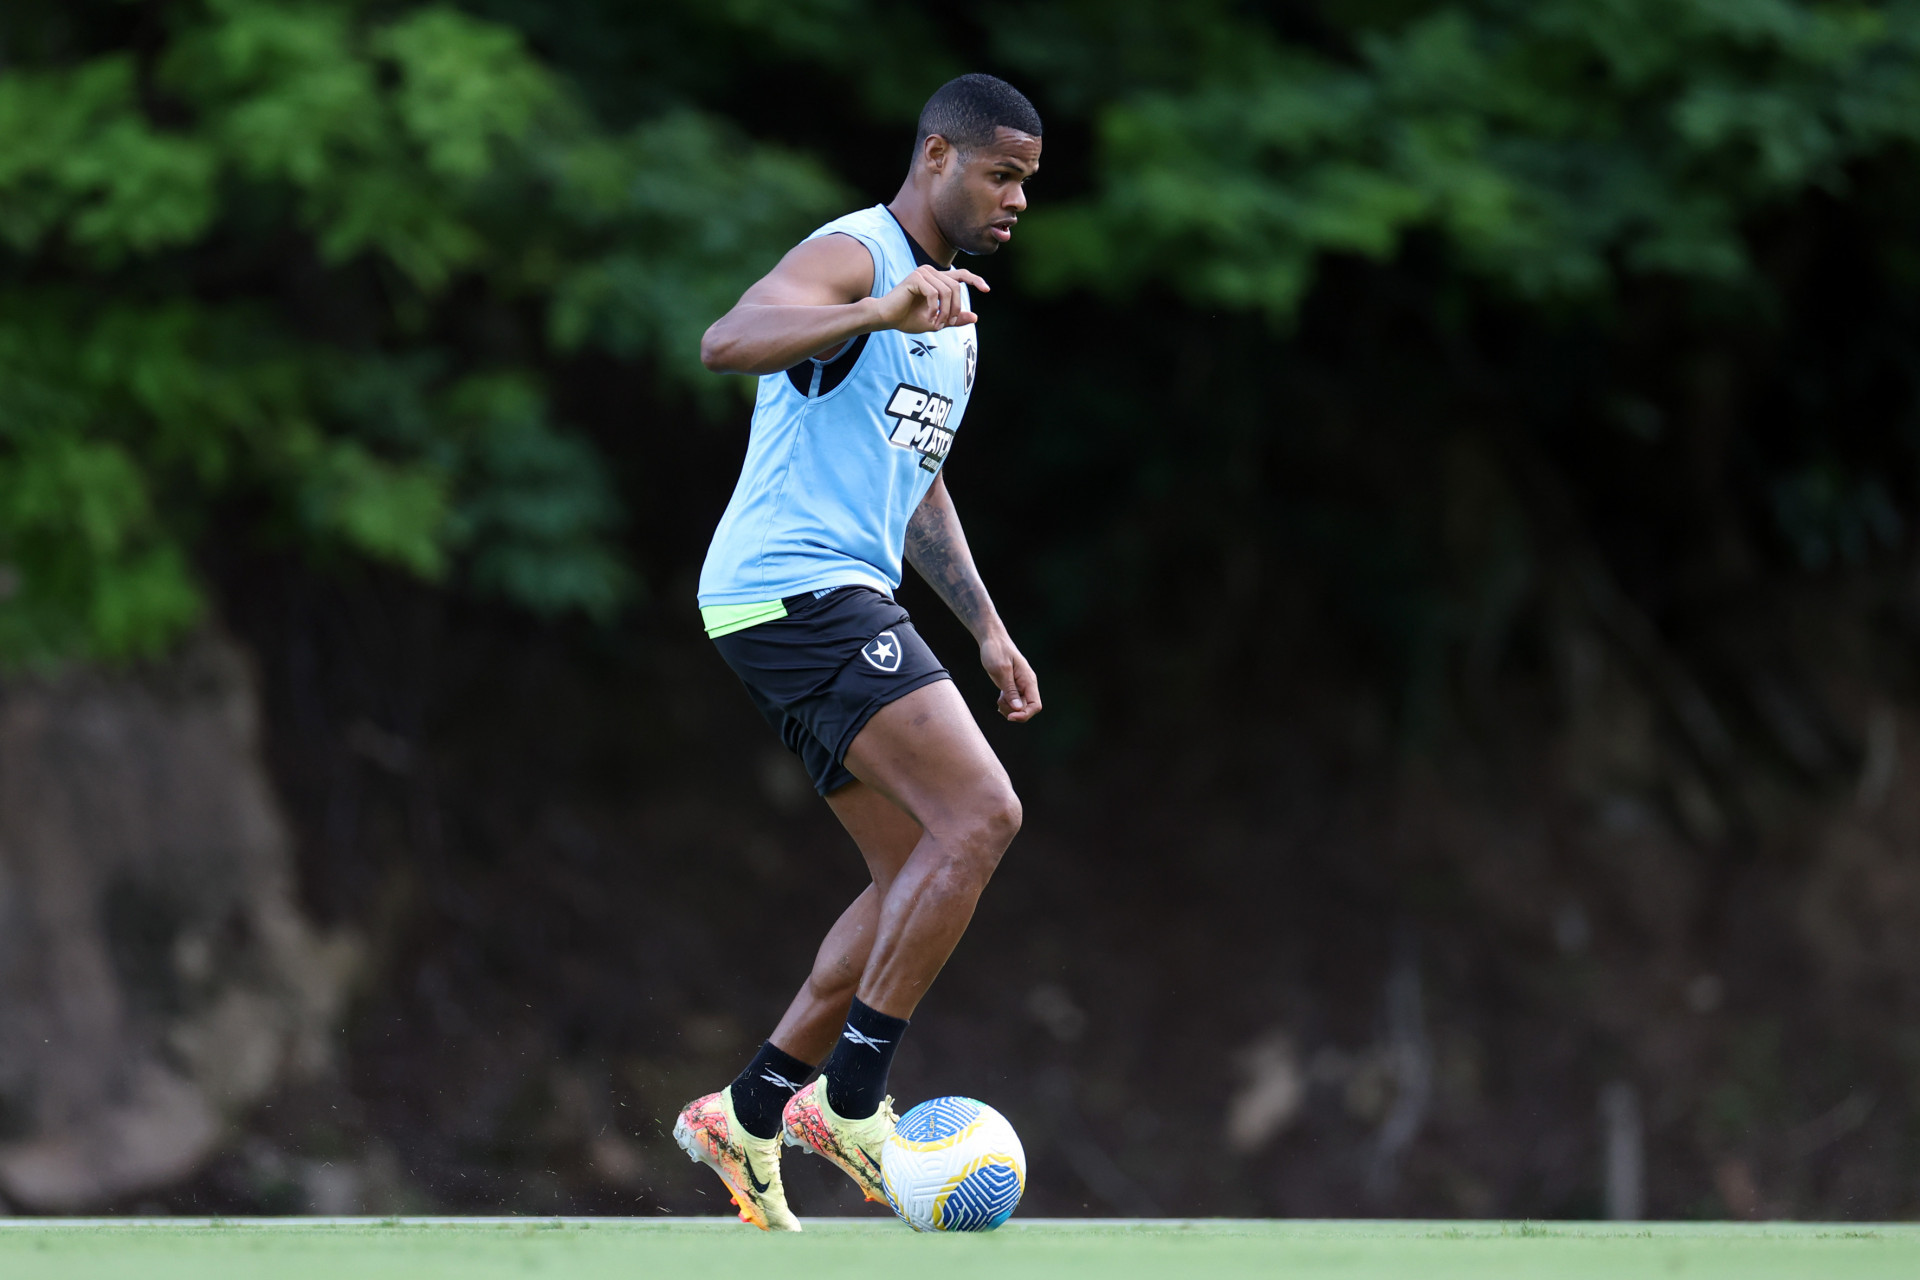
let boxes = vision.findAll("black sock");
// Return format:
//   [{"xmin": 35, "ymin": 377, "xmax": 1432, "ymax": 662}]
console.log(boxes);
[
  {"xmin": 729, "ymin": 1041, "xmax": 815, "ymax": 1140},
  {"xmin": 821, "ymin": 997, "xmax": 910, "ymax": 1120}
]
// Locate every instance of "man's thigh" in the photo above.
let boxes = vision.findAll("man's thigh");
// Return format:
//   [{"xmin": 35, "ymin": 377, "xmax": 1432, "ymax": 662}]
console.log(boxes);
[
  {"xmin": 824, "ymin": 780, "xmax": 922, "ymax": 889},
  {"xmin": 841, "ymin": 680, "xmax": 1013, "ymax": 831}
]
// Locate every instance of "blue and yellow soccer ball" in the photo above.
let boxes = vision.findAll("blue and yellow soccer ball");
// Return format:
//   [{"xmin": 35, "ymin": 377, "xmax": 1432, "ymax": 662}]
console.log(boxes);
[{"xmin": 880, "ymin": 1097, "xmax": 1026, "ymax": 1232}]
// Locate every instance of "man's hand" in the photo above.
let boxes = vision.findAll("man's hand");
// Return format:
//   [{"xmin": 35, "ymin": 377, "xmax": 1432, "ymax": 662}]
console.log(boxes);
[
  {"xmin": 980, "ymin": 629, "xmax": 1041, "ymax": 723},
  {"xmin": 905, "ymin": 477, "xmax": 1031, "ymax": 719},
  {"xmin": 873, "ymin": 264, "xmax": 990, "ymax": 334}
]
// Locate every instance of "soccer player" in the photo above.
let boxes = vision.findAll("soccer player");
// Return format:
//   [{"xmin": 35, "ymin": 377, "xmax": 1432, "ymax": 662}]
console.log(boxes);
[{"xmin": 671, "ymin": 74, "xmax": 1044, "ymax": 1230}]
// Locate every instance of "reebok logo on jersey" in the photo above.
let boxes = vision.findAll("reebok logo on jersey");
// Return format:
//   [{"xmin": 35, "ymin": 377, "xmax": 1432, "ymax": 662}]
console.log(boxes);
[
  {"xmin": 883, "ymin": 382, "xmax": 954, "ymax": 473},
  {"xmin": 841, "ymin": 1025, "xmax": 892, "ymax": 1052},
  {"xmin": 862, "ymin": 630, "xmax": 903, "ymax": 673}
]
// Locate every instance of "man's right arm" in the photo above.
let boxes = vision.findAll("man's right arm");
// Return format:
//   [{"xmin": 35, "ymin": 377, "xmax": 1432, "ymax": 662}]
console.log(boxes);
[{"xmin": 700, "ymin": 234, "xmax": 989, "ymax": 375}]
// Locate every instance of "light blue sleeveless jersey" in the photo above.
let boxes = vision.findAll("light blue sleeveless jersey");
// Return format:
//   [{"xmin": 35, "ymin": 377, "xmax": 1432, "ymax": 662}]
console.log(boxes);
[{"xmin": 698, "ymin": 205, "xmax": 978, "ymax": 610}]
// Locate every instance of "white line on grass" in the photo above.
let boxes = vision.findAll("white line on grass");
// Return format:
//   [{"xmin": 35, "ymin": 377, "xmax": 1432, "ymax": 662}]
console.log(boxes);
[{"xmin": 3, "ymin": 1218, "xmax": 1919, "ymax": 1234}]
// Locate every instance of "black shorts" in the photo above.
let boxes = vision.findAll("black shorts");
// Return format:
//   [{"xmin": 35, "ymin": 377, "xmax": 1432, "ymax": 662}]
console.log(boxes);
[{"xmin": 712, "ymin": 586, "xmax": 950, "ymax": 795}]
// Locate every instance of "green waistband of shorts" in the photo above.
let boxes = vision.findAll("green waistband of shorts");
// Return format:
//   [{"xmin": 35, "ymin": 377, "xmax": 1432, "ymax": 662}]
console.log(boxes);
[{"xmin": 701, "ymin": 599, "xmax": 789, "ymax": 638}]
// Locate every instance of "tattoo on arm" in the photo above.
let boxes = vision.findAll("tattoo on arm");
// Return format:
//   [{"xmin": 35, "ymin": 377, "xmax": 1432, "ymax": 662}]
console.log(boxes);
[{"xmin": 906, "ymin": 484, "xmax": 995, "ymax": 637}]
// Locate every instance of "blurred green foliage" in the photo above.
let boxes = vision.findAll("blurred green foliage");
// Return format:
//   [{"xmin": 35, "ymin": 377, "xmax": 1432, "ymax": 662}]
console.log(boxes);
[
  {"xmin": 1019, "ymin": 0, "xmax": 1920, "ymax": 314},
  {"xmin": 7, "ymin": 0, "xmax": 1920, "ymax": 668},
  {"xmin": 0, "ymin": 0, "xmax": 842, "ymax": 663}
]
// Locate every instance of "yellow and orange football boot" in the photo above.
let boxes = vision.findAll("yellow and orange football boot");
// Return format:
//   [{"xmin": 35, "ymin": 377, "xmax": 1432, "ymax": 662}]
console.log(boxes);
[
  {"xmin": 673, "ymin": 1088, "xmax": 801, "ymax": 1231},
  {"xmin": 779, "ymin": 1076, "xmax": 897, "ymax": 1204}
]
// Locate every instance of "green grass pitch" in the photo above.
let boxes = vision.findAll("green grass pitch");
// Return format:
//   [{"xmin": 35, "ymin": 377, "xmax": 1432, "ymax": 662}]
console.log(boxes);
[{"xmin": 4, "ymin": 1218, "xmax": 1918, "ymax": 1279}]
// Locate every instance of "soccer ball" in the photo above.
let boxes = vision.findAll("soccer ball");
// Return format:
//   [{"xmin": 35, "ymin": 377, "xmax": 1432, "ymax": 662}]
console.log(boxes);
[{"xmin": 880, "ymin": 1096, "xmax": 1026, "ymax": 1232}]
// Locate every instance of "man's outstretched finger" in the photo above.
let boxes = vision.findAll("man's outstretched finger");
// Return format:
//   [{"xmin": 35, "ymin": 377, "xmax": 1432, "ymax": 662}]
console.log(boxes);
[
  {"xmin": 942, "ymin": 277, "xmax": 976, "ymax": 325},
  {"xmin": 949, "ymin": 274, "xmax": 983, "ymax": 324}
]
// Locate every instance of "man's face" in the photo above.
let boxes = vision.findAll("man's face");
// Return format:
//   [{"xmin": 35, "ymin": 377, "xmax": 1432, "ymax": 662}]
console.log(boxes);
[{"xmin": 930, "ymin": 127, "xmax": 1042, "ymax": 256}]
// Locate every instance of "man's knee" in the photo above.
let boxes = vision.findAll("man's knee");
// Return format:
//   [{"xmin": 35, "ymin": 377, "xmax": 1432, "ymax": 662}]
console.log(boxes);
[
  {"xmin": 955, "ymin": 782, "xmax": 1022, "ymax": 862},
  {"xmin": 988, "ymin": 787, "xmax": 1023, "ymax": 845}
]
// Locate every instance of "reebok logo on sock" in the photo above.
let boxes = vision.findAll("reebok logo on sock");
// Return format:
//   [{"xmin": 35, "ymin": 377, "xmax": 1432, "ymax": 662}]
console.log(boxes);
[
  {"xmin": 731, "ymin": 1041, "xmax": 817, "ymax": 1140},
  {"xmin": 822, "ymin": 997, "xmax": 909, "ymax": 1119},
  {"xmin": 841, "ymin": 1025, "xmax": 891, "ymax": 1052}
]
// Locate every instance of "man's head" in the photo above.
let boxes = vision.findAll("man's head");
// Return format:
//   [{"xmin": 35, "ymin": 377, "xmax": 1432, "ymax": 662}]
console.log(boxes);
[{"xmin": 911, "ymin": 74, "xmax": 1043, "ymax": 256}]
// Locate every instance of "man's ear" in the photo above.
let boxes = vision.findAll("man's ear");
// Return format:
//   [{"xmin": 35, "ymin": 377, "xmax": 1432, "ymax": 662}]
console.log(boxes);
[{"xmin": 922, "ymin": 134, "xmax": 952, "ymax": 175}]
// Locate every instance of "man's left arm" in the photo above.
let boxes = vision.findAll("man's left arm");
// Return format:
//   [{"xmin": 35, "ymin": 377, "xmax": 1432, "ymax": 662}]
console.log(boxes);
[{"xmin": 905, "ymin": 475, "xmax": 1041, "ymax": 723}]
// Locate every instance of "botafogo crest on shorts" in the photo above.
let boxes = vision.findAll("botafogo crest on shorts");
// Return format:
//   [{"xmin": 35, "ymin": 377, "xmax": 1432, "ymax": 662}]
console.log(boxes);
[{"xmin": 713, "ymin": 588, "xmax": 948, "ymax": 796}]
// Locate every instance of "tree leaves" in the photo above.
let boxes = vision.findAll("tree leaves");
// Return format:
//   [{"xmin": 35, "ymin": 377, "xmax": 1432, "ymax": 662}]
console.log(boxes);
[
  {"xmin": 1022, "ymin": 0, "xmax": 1920, "ymax": 315},
  {"xmin": 0, "ymin": 57, "xmax": 217, "ymax": 258},
  {"xmin": 10, "ymin": 0, "xmax": 1919, "ymax": 667},
  {"xmin": 0, "ymin": 0, "xmax": 839, "ymax": 664}
]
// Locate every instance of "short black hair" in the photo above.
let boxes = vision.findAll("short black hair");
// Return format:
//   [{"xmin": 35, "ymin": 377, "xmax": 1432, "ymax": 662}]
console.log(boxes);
[{"xmin": 913, "ymin": 74, "xmax": 1042, "ymax": 159}]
